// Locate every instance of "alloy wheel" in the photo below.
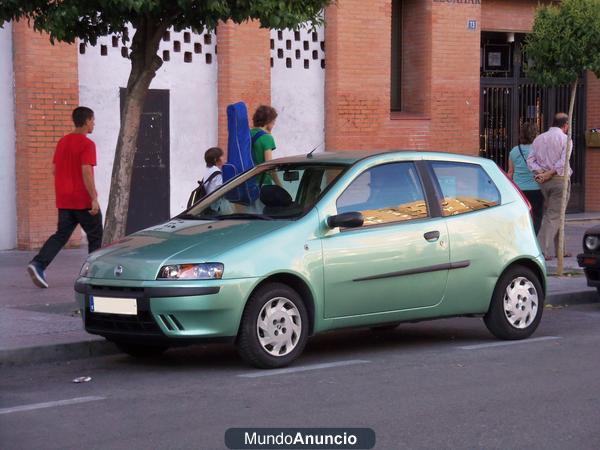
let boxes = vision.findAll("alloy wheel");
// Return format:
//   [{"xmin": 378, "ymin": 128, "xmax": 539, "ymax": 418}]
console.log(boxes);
[
  {"xmin": 256, "ymin": 297, "xmax": 302, "ymax": 357},
  {"xmin": 503, "ymin": 276, "xmax": 539, "ymax": 329}
]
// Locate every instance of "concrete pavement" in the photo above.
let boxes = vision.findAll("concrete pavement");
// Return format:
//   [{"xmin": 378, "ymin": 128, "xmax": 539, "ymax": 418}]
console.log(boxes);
[
  {"xmin": 1, "ymin": 215, "xmax": 598, "ymax": 367},
  {"xmin": 2, "ymin": 302, "xmax": 600, "ymax": 449}
]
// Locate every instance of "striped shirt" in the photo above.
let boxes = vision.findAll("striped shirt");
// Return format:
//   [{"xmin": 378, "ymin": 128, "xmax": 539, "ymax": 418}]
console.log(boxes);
[{"xmin": 527, "ymin": 127, "xmax": 573, "ymax": 177}]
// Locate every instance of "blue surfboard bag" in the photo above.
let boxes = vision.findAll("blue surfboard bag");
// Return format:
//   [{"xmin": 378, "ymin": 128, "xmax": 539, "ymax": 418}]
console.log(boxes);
[{"xmin": 223, "ymin": 102, "xmax": 261, "ymax": 204}]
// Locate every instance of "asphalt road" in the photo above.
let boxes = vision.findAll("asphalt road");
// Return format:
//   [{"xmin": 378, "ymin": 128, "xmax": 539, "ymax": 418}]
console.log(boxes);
[{"xmin": 2, "ymin": 303, "xmax": 600, "ymax": 450}]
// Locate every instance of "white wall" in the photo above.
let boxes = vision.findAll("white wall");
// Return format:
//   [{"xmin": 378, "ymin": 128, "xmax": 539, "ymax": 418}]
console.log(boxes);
[
  {"xmin": 0, "ymin": 23, "xmax": 16, "ymax": 249},
  {"xmin": 270, "ymin": 25, "xmax": 325, "ymax": 158},
  {"xmin": 78, "ymin": 26, "xmax": 218, "ymax": 216}
]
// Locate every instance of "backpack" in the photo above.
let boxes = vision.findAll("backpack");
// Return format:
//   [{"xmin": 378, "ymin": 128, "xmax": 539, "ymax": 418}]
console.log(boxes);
[
  {"xmin": 222, "ymin": 102, "xmax": 265, "ymax": 205},
  {"xmin": 186, "ymin": 170, "xmax": 221, "ymax": 209}
]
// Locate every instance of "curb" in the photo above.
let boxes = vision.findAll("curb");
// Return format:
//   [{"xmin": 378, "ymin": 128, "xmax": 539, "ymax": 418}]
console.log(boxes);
[
  {"xmin": 0, "ymin": 338, "xmax": 118, "ymax": 368},
  {"xmin": 1, "ymin": 291, "xmax": 597, "ymax": 367},
  {"xmin": 566, "ymin": 216, "xmax": 600, "ymax": 222},
  {"xmin": 546, "ymin": 289, "xmax": 598, "ymax": 306}
]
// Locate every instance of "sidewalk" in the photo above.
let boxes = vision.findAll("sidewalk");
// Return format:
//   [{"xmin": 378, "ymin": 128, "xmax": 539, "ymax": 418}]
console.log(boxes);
[{"xmin": 1, "ymin": 215, "xmax": 599, "ymax": 367}]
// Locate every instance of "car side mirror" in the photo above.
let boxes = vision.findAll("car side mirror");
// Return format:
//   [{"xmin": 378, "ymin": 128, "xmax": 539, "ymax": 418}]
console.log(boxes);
[{"xmin": 327, "ymin": 212, "xmax": 364, "ymax": 229}]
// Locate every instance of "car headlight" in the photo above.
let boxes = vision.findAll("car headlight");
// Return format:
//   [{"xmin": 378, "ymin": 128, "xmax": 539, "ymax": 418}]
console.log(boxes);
[
  {"xmin": 157, "ymin": 263, "xmax": 224, "ymax": 280},
  {"xmin": 79, "ymin": 261, "xmax": 90, "ymax": 277},
  {"xmin": 585, "ymin": 235, "xmax": 600, "ymax": 251}
]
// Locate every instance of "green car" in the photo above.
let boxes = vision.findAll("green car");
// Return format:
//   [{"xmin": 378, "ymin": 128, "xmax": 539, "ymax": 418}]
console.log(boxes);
[{"xmin": 75, "ymin": 151, "xmax": 546, "ymax": 368}]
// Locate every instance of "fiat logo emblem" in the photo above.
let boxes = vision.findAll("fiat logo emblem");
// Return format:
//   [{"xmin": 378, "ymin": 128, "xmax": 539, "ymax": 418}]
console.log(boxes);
[{"xmin": 114, "ymin": 265, "xmax": 124, "ymax": 277}]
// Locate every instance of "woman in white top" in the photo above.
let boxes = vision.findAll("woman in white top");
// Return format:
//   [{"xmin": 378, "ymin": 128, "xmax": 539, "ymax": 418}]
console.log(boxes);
[{"xmin": 204, "ymin": 147, "xmax": 224, "ymax": 195}]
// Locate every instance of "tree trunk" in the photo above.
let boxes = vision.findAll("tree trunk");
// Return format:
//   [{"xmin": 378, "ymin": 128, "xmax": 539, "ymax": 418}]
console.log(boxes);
[
  {"xmin": 102, "ymin": 19, "xmax": 168, "ymax": 245},
  {"xmin": 555, "ymin": 80, "xmax": 577, "ymax": 276}
]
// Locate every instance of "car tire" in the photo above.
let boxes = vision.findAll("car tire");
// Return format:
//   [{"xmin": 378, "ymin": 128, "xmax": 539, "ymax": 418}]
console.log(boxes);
[
  {"xmin": 484, "ymin": 266, "xmax": 544, "ymax": 340},
  {"xmin": 237, "ymin": 282, "xmax": 309, "ymax": 369},
  {"xmin": 113, "ymin": 340, "xmax": 169, "ymax": 357}
]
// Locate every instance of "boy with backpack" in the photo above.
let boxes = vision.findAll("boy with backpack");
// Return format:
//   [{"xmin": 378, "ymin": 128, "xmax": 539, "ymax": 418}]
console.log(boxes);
[
  {"xmin": 203, "ymin": 147, "xmax": 224, "ymax": 195},
  {"xmin": 186, "ymin": 147, "xmax": 223, "ymax": 208}
]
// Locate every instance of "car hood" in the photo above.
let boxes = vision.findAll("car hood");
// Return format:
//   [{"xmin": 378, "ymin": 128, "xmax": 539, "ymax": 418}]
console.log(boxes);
[{"xmin": 86, "ymin": 219, "xmax": 288, "ymax": 280}]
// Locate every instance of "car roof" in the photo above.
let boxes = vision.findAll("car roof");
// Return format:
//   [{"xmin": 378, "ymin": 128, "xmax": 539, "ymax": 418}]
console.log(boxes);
[{"xmin": 268, "ymin": 150, "xmax": 494, "ymax": 167}]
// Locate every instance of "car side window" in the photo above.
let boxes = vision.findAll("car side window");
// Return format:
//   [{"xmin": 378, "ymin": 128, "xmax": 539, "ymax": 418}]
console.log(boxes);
[
  {"xmin": 336, "ymin": 162, "xmax": 428, "ymax": 226},
  {"xmin": 430, "ymin": 162, "xmax": 500, "ymax": 216}
]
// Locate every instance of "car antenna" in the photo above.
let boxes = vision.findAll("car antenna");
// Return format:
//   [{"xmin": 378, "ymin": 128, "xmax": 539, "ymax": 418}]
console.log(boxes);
[{"xmin": 307, "ymin": 142, "xmax": 323, "ymax": 159}]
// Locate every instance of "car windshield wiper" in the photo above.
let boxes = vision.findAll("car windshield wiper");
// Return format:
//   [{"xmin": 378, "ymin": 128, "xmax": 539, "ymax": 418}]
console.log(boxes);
[
  {"xmin": 214, "ymin": 213, "xmax": 274, "ymax": 221},
  {"xmin": 176, "ymin": 213, "xmax": 217, "ymax": 221}
]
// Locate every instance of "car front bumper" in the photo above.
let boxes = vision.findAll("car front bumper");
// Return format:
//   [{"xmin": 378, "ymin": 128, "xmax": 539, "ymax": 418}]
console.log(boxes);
[
  {"xmin": 577, "ymin": 253, "xmax": 600, "ymax": 287},
  {"xmin": 74, "ymin": 277, "xmax": 259, "ymax": 344}
]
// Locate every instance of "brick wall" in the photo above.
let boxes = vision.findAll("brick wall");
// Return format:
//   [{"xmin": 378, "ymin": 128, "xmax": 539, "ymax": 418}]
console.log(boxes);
[
  {"xmin": 13, "ymin": 22, "xmax": 80, "ymax": 250},
  {"xmin": 217, "ymin": 20, "xmax": 271, "ymax": 152},
  {"xmin": 402, "ymin": 0, "xmax": 431, "ymax": 115},
  {"xmin": 585, "ymin": 73, "xmax": 600, "ymax": 211},
  {"xmin": 429, "ymin": 0, "xmax": 481, "ymax": 154},
  {"xmin": 324, "ymin": 0, "xmax": 480, "ymax": 154},
  {"xmin": 481, "ymin": 0, "xmax": 539, "ymax": 32},
  {"xmin": 324, "ymin": 0, "xmax": 432, "ymax": 151}
]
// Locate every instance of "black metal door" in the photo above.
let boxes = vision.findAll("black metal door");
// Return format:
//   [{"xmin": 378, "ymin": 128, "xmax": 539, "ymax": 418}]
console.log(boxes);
[
  {"xmin": 120, "ymin": 89, "xmax": 170, "ymax": 234},
  {"xmin": 480, "ymin": 85, "xmax": 512, "ymax": 172},
  {"xmin": 480, "ymin": 33, "xmax": 586, "ymax": 212}
]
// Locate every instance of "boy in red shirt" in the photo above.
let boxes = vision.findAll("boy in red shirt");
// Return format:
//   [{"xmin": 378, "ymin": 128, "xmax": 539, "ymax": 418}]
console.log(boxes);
[{"xmin": 27, "ymin": 107, "xmax": 103, "ymax": 288}]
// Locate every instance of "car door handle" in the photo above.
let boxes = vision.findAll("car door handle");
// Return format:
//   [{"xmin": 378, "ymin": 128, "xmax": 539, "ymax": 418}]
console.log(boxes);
[{"xmin": 424, "ymin": 231, "xmax": 440, "ymax": 242}]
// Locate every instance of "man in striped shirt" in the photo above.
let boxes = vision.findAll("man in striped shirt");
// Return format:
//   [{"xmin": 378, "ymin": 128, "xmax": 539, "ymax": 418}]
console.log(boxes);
[{"xmin": 527, "ymin": 112, "xmax": 572, "ymax": 260}]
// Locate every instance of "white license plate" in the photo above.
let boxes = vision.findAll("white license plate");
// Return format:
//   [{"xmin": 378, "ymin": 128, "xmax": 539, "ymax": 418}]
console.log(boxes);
[{"xmin": 90, "ymin": 296, "xmax": 137, "ymax": 315}]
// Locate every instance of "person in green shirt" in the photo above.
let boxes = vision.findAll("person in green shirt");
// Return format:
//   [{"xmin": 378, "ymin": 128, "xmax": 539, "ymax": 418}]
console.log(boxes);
[
  {"xmin": 250, "ymin": 105, "xmax": 280, "ymax": 187},
  {"xmin": 250, "ymin": 105, "xmax": 278, "ymax": 164}
]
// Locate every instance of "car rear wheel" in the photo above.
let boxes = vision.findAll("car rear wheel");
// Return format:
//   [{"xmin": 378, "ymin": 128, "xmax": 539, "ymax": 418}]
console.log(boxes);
[
  {"xmin": 112, "ymin": 340, "xmax": 169, "ymax": 357},
  {"xmin": 484, "ymin": 266, "xmax": 544, "ymax": 340},
  {"xmin": 237, "ymin": 282, "xmax": 309, "ymax": 369}
]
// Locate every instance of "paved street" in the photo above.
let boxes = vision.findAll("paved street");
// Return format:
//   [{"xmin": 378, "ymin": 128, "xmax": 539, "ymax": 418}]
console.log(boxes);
[{"xmin": 2, "ymin": 302, "xmax": 599, "ymax": 450}]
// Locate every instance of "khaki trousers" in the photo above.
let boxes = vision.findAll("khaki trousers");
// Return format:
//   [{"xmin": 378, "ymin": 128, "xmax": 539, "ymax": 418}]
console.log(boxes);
[{"xmin": 537, "ymin": 176, "xmax": 570, "ymax": 258}]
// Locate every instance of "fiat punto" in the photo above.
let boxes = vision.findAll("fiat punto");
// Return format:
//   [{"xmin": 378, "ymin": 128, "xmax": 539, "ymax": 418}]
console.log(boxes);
[{"xmin": 75, "ymin": 151, "xmax": 546, "ymax": 368}]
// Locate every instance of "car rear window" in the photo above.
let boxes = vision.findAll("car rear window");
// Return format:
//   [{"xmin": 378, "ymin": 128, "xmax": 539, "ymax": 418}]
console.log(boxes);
[{"xmin": 430, "ymin": 162, "xmax": 500, "ymax": 216}]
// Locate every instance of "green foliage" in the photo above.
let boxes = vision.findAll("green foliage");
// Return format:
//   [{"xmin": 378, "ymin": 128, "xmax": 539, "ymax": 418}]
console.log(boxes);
[
  {"xmin": 0, "ymin": 0, "xmax": 331, "ymax": 45},
  {"xmin": 524, "ymin": 0, "xmax": 600, "ymax": 86}
]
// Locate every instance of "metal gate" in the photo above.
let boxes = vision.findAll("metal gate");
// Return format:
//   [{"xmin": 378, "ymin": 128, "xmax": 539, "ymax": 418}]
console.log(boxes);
[{"xmin": 480, "ymin": 32, "xmax": 586, "ymax": 211}]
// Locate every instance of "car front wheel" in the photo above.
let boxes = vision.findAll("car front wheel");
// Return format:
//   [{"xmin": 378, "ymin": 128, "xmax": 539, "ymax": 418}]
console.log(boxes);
[
  {"xmin": 237, "ymin": 282, "xmax": 309, "ymax": 369},
  {"xmin": 484, "ymin": 266, "xmax": 544, "ymax": 340}
]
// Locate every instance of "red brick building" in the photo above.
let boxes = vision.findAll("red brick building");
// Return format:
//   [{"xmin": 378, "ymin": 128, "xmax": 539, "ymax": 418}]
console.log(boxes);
[{"xmin": 1, "ymin": 0, "xmax": 599, "ymax": 250}]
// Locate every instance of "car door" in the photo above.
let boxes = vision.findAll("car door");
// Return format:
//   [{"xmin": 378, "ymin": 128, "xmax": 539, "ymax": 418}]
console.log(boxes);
[
  {"xmin": 321, "ymin": 161, "xmax": 450, "ymax": 319},
  {"xmin": 427, "ymin": 160, "xmax": 504, "ymax": 313}
]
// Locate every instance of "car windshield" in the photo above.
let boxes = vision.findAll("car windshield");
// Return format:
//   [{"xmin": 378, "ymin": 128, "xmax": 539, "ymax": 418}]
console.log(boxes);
[{"xmin": 181, "ymin": 163, "xmax": 347, "ymax": 220}]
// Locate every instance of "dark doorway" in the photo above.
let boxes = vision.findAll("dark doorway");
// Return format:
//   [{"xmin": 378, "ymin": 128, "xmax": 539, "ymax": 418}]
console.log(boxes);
[
  {"xmin": 120, "ymin": 89, "xmax": 170, "ymax": 234},
  {"xmin": 480, "ymin": 32, "xmax": 586, "ymax": 212}
]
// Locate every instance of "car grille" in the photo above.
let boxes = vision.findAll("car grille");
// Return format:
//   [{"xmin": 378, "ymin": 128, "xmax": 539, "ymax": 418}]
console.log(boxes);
[
  {"xmin": 84, "ymin": 285, "xmax": 164, "ymax": 336},
  {"xmin": 89, "ymin": 285, "xmax": 144, "ymax": 295},
  {"xmin": 85, "ymin": 309, "xmax": 163, "ymax": 336}
]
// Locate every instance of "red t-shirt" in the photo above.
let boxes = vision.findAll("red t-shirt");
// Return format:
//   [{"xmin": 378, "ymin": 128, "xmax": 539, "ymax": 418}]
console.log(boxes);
[{"xmin": 53, "ymin": 133, "xmax": 97, "ymax": 209}]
